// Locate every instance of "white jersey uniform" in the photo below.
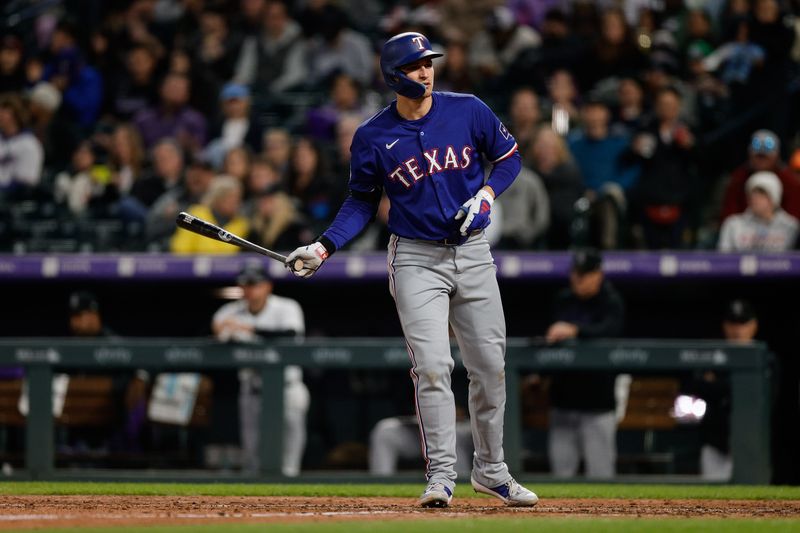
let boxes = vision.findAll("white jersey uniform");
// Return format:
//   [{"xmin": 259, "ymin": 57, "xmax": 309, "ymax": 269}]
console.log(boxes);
[{"xmin": 212, "ymin": 294, "xmax": 308, "ymax": 476}]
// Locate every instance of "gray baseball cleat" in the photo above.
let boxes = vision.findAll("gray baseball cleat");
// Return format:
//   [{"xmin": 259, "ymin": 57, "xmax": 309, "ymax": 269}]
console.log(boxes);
[
  {"xmin": 418, "ymin": 481, "xmax": 453, "ymax": 508},
  {"xmin": 471, "ymin": 476, "xmax": 539, "ymax": 507}
]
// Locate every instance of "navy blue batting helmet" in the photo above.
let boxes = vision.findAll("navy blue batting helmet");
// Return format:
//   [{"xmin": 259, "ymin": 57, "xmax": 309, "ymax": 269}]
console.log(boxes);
[{"xmin": 380, "ymin": 32, "xmax": 443, "ymax": 99}]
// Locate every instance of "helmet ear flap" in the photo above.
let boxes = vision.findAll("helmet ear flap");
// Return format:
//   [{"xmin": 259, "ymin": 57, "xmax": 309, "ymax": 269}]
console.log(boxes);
[{"xmin": 380, "ymin": 32, "xmax": 443, "ymax": 99}]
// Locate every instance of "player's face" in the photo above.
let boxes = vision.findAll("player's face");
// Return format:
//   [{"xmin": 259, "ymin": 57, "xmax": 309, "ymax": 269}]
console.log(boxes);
[
  {"xmin": 242, "ymin": 281, "xmax": 273, "ymax": 311},
  {"xmin": 400, "ymin": 58, "xmax": 434, "ymax": 98},
  {"xmin": 723, "ymin": 319, "xmax": 757, "ymax": 343},
  {"xmin": 569, "ymin": 270, "xmax": 603, "ymax": 299}
]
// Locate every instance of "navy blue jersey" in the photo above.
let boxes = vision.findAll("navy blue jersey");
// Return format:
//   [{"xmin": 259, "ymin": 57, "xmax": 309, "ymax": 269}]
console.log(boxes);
[{"xmin": 323, "ymin": 92, "xmax": 520, "ymax": 248}]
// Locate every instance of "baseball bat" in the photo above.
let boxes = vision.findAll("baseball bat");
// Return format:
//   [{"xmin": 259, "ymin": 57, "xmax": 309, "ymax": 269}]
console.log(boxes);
[{"xmin": 175, "ymin": 212, "xmax": 304, "ymax": 272}]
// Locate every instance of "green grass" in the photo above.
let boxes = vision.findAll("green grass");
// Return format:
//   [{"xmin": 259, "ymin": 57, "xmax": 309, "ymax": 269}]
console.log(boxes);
[
  {"xmin": 17, "ymin": 518, "xmax": 800, "ymax": 533},
  {"xmin": 1, "ymin": 482, "xmax": 799, "ymax": 500}
]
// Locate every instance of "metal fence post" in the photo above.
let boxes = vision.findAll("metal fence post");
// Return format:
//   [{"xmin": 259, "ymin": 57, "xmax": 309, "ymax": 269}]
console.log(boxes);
[
  {"xmin": 25, "ymin": 364, "xmax": 53, "ymax": 479},
  {"xmin": 258, "ymin": 365, "xmax": 284, "ymax": 477},
  {"xmin": 504, "ymin": 361, "xmax": 522, "ymax": 473},
  {"xmin": 730, "ymin": 349, "xmax": 771, "ymax": 484}
]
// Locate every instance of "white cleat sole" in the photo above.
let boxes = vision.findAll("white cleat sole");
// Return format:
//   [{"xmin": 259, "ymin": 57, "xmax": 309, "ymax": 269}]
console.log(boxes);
[{"xmin": 471, "ymin": 478, "xmax": 539, "ymax": 507}]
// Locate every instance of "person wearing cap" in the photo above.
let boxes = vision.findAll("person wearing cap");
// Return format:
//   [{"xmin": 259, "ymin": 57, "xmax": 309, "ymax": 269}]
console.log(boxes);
[
  {"xmin": 718, "ymin": 171, "xmax": 799, "ymax": 251},
  {"xmin": 204, "ymin": 82, "xmax": 263, "ymax": 169},
  {"xmin": 68, "ymin": 291, "xmax": 117, "ymax": 337},
  {"xmin": 684, "ymin": 299, "xmax": 759, "ymax": 480},
  {"xmin": 211, "ymin": 261, "xmax": 308, "ymax": 476},
  {"xmin": 720, "ymin": 129, "xmax": 800, "ymax": 221},
  {"xmin": 544, "ymin": 248, "xmax": 626, "ymax": 479}
]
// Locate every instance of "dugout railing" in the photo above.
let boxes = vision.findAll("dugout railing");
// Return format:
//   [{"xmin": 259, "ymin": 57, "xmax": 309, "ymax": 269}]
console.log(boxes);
[{"xmin": 0, "ymin": 338, "xmax": 771, "ymax": 484}]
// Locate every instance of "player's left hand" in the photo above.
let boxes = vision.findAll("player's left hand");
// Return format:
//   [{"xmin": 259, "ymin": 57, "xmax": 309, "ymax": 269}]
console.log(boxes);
[
  {"xmin": 545, "ymin": 321, "xmax": 579, "ymax": 344},
  {"xmin": 455, "ymin": 188, "xmax": 494, "ymax": 236}
]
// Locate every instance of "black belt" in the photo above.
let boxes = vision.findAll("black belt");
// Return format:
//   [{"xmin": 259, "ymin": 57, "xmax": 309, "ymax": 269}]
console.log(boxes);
[{"xmin": 413, "ymin": 231, "xmax": 480, "ymax": 247}]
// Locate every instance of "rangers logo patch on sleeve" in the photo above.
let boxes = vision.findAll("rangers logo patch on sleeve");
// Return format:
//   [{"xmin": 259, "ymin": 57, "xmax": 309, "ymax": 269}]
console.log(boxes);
[{"xmin": 499, "ymin": 123, "xmax": 510, "ymax": 140}]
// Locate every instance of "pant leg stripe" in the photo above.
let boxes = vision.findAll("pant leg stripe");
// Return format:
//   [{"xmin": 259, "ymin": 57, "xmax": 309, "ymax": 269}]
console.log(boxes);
[{"xmin": 404, "ymin": 338, "xmax": 431, "ymax": 477}]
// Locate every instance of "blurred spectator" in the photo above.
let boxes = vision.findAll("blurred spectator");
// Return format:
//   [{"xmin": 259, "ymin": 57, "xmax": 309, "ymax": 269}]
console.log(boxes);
[
  {"xmin": 146, "ymin": 157, "xmax": 215, "ymax": 248},
  {"xmin": 107, "ymin": 123, "xmax": 147, "ymax": 199},
  {"xmin": 234, "ymin": 0, "xmax": 268, "ymax": 38},
  {"xmin": 212, "ymin": 261, "xmax": 308, "ymax": 476},
  {"xmin": 262, "ymin": 127, "xmax": 292, "ymax": 180},
  {"xmin": 305, "ymin": 73, "xmax": 371, "ymax": 142},
  {"xmin": 53, "ymin": 141, "xmax": 112, "ymax": 217},
  {"xmin": 187, "ymin": 7, "xmax": 242, "ymax": 94},
  {"xmin": 508, "ymin": 86, "xmax": 542, "ymax": 155},
  {"xmin": 495, "ymin": 164, "xmax": 550, "ymax": 250},
  {"xmin": 243, "ymin": 157, "xmax": 281, "ymax": 210},
  {"xmin": 569, "ymin": 100, "xmax": 640, "ymax": 249},
  {"xmin": 528, "ymin": 126, "xmax": 584, "ymax": 249},
  {"xmin": 107, "ymin": 44, "xmax": 160, "ymax": 120},
  {"xmin": 204, "ymin": 83, "xmax": 263, "ymax": 169},
  {"xmin": 701, "ymin": 17, "xmax": 764, "ymax": 87},
  {"xmin": 303, "ymin": 3, "xmax": 373, "ymax": 88},
  {"xmin": 542, "ymin": 69, "xmax": 580, "ymax": 135},
  {"xmin": 232, "ymin": 0, "xmax": 307, "ymax": 95},
  {"xmin": 0, "ymin": 93, "xmax": 44, "ymax": 197},
  {"xmin": 170, "ymin": 175, "xmax": 247, "ymax": 254},
  {"xmin": 248, "ymin": 184, "xmax": 312, "ymax": 251},
  {"xmin": 683, "ymin": 42, "xmax": 729, "ymax": 136},
  {"xmin": 166, "ymin": 46, "xmax": 219, "ymax": 118},
  {"xmin": 512, "ymin": 8, "xmax": 585, "ymax": 90},
  {"xmin": 133, "ymin": 71, "xmax": 207, "ymax": 153},
  {"xmin": 68, "ymin": 290, "xmax": 117, "ymax": 338},
  {"xmin": 126, "ymin": 139, "xmax": 186, "ymax": 220},
  {"xmin": 469, "ymin": 6, "xmax": 541, "ymax": 81},
  {"xmin": 434, "ymin": 39, "xmax": 474, "ymax": 94},
  {"xmin": 221, "ymin": 146, "xmax": 253, "ymax": 186},
  {"xmin": 42, "ymin": 19, "xmax": 103, "ymax": 129},
  {"xmin": 718, "ymin": 171, "xmax": 799, "ymax": 252},
  {"xmin": 630, "ymin": 86, "xmax": 695, "ymax": 249},
  {"xmin": 27, "ymin": 81, "xmax": 76, "ymax": 170},
  {"xmin": 611, "ymin": 77, "xmax": 646, "ymax": 135},
  {"xmin": 545, "ymin": 248, "xmax": 625, "ymax": 479},
  {"xmin": 331, "ymin": 114, "xmax": 361, "ymax": 180},
  {"xmin": 287, "ymin": 137, "xmax": 335, "ymax": 232},
  {"xmin": 0, "ymin": 35, "xmax": 26, "ymax": 93},
  {"xmin": 581, "ymin": 7, "xmax": 646, "ymax": 90},
  {"xmin": 720, "ymin": 130, "xmax": 800, "ymax": 221}
]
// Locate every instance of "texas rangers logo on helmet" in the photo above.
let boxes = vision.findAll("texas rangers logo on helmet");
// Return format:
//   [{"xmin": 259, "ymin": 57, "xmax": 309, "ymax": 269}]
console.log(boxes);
[{"xmin": 380, "ymin": 32, "xmax": 443, "ymax": 99}]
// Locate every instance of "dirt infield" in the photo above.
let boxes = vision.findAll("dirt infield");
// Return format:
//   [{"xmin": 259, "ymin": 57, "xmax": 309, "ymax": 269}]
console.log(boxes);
[{"xmin": 0, "ymin": 496, "xmax": 798, "ymax": 529}]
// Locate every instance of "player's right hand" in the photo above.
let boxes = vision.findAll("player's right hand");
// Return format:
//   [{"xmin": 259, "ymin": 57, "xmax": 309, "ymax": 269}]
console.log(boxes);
[{"xmin": 286, "ymin": 242, "xmax": 329, "ymax": 278}]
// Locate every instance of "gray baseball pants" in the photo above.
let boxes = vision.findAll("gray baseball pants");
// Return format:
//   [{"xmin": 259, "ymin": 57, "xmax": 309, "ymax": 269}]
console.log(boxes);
[{"xmin": 387, "ymin": 232, "xmax": 511, "ymax": 491}]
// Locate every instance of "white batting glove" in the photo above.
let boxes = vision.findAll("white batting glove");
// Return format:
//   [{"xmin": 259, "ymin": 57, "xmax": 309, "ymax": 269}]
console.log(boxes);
[
  {"xmin": 286, "ymin": 242, "xmax": 329, "ymax": 278},
  {"xmin": 454, "ymin": 188, "xmax": 494, "ymax": 236}
]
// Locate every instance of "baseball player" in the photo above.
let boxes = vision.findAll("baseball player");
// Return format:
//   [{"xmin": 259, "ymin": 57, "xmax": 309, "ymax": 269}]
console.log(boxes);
[
  {"xmin": 212, "ymin": 261, "xmax": 309, "ymax": 477},
  {"xmin": 286, "ymin": 32, "xmax": 537, "ymax": 508}
]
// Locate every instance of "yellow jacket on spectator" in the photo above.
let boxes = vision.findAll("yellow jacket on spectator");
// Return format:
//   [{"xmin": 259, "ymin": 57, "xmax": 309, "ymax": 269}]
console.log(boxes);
[{"xmin": 170, "ymin": 204, "xmax": 248, "ymax": 254}]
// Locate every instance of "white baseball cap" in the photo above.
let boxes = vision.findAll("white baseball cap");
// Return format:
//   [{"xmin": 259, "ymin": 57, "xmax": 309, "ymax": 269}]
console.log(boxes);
[{"xmin": 746, "ymin": 171, "xmax": 782, "ymax": 205}]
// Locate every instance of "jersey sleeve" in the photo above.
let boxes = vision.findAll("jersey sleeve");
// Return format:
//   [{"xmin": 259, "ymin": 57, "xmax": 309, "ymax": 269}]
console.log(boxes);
[
  {"xmin": 472, "ymin": 96, "xmax": 518, "ymax": 163},
  {"xmin": 348, "ymin": 128, "xmax": 382, "ymax": 194},
  {"xmin": 321, "ymin": 127, "xmax": 383, "ymax": 252}
]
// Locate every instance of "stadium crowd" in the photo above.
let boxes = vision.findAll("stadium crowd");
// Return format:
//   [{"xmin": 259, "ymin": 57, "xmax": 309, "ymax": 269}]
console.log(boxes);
[{"xmin": 1, "ymin": 0, "xmax": 800, "ymax": 253}]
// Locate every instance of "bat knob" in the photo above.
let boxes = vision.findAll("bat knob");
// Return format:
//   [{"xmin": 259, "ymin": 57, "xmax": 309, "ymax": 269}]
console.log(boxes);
[{"xmin": 292, "ymin": 258, "xmax": 305, "ymax": 272}]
